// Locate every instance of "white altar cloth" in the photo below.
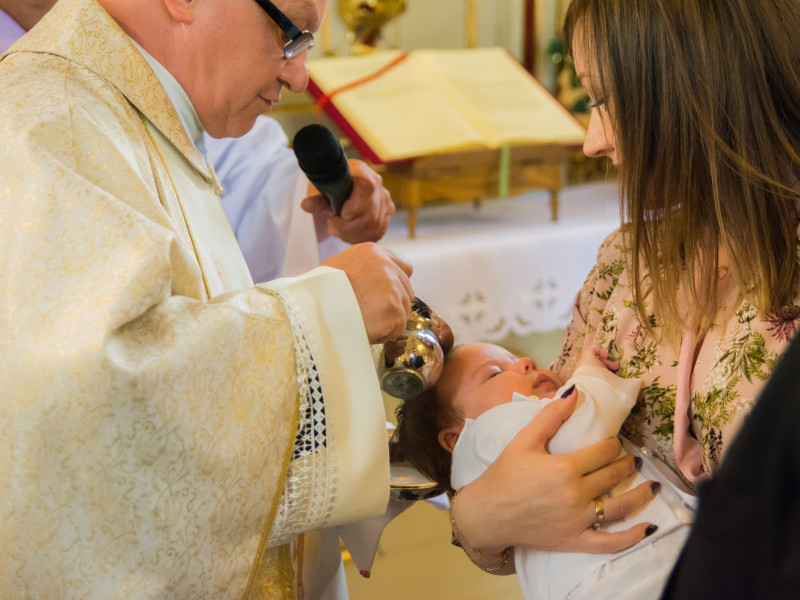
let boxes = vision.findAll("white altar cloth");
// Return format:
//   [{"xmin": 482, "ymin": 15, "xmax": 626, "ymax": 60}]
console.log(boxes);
[{"xmin": 380, "ymin": 181, "xmax": 621, "ymax": 344}]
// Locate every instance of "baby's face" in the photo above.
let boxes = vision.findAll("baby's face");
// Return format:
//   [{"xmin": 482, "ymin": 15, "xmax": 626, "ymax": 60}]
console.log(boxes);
[{"xmin": 440, "ymin": 343, "xmax": 566, "ymax": 421}]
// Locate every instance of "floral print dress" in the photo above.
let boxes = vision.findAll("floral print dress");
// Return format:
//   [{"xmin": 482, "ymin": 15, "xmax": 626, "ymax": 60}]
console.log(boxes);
[{"xmin": 553, "ymin": 227, "xmax": 800, "ymax": 488}]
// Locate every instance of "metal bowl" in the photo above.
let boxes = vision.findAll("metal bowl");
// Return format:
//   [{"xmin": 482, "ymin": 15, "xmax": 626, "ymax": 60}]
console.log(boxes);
[{"xmin": 390, "ymin": 462, "xmax": 443, "ymax": 501}]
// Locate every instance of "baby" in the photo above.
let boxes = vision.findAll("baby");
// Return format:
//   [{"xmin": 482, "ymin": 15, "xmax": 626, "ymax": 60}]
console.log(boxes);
[{"xmin": 394, "ymin": 342, "xmax": 696, "ymax": 600}]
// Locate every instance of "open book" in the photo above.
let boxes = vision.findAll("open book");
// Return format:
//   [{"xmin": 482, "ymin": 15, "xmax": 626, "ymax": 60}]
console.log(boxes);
[{"xmin": 306, "ymin": 47, "xmax": 586, "ymax": 165}]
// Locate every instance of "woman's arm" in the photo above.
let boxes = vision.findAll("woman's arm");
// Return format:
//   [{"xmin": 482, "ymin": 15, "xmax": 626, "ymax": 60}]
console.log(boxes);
[
  {"xmin": 451, "ymin": 393, "xmax": 660, "ymax": 555},
  {"xmin": 551, "ymin": 227, "xmax": 625, "ymax": 380},
  {"xmin": 450, "ymin": 490, "xmax": 517, "ymax": 575}
]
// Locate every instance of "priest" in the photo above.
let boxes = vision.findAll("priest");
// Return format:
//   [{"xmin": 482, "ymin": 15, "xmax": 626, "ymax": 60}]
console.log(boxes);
[
  {"xmin": 0, "ymin": 0, "xmax": 413, "ymax": 597},
  {"xmin": 0, "ymin": 0, "xmax": 397, "ymax": 287}
]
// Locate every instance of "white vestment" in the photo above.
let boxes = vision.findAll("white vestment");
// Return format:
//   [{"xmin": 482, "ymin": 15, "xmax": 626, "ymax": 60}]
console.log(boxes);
[{"xmin": 0, "ymin": 0, "xmax": 388, "ymax": 597}]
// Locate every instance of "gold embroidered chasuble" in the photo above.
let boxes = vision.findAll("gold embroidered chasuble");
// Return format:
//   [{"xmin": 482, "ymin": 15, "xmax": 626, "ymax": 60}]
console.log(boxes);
[{"xmin": 0, "ymin": 0, "xmax": 389, "ymax": 598}]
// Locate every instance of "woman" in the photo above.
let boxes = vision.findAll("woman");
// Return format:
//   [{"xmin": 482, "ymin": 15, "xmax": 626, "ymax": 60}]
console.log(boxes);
[
  {"xmin": 451, "ymin": 0, "xmax": 800, "ymax": 568},
  {"xmin": 557, "ymin": 0, "xmax": 800, "ymax": 485}
]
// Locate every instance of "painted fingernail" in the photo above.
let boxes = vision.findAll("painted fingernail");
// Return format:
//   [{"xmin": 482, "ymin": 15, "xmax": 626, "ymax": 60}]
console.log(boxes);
[
  {"xmin": 634, "ymin": 456, "xmax": 643, "ymax": 469},
  {"xmin": 645, "ymin": 524, "xmax": 658, "ymax": 537},
  {"xmin": 360, "ymin": 570, "xmax": 371, "ymax": 578},
  {"xmin": 650, "ymin": 481, "xmax": 662, "ymax": 494},
  {"xmin": 560, "ymin": 384, "xmax": 576, "ymax": 398}
]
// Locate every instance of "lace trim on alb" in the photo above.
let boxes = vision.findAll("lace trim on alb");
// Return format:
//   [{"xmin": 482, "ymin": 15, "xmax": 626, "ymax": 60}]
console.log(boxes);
[{"xmin": 261, "ymin": 287, "xmax": 338, "ymax": 547}]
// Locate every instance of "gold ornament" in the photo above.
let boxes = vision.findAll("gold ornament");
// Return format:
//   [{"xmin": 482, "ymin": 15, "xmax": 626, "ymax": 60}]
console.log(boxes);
[{"xmin": 337, "ymin": 0, "xmax": 407, "ymax": 55}]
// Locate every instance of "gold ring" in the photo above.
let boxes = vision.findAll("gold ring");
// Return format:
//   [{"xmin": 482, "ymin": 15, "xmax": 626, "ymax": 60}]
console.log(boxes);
[{"xmin": 592, "ymin": 498, "xmax": 605, "ymax": 530}]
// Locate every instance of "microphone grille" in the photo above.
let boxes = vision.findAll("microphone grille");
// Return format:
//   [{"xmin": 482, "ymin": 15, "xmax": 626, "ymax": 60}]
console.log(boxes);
[{"xmin": 292, "ymin": 124, "xmax": 345, "ymax": 173}]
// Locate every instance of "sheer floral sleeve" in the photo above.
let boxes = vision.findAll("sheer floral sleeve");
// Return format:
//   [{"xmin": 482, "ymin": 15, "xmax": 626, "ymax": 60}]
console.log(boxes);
[
  {"xmin": 550, "ymin": 223, "xmax": 800, "ymax": 483},
  {"xmin": 552, "ymin": 227, "xmax": 626, "ymax": 380}
]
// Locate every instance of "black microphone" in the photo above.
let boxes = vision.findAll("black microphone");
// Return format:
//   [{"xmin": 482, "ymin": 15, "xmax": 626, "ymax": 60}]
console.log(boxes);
[{"xmin": 292, "ymin": 124, "xmax": 353, "ymax": 216}]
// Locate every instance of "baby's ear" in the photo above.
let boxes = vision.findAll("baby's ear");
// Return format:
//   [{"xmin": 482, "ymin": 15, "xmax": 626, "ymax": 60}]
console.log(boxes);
[{"xmin": 438, "ymin": 427, "xmax": 461, "ymax": 453}]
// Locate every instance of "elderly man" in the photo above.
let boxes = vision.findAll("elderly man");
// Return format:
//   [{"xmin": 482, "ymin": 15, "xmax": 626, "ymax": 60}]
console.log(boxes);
[
  {"xmin": 0, "ymin": 0, "xmax": 412, "ymax": 597},
  {"xmin": 0, "ymin": 0, "xmax": 395, "ymax": 286}
]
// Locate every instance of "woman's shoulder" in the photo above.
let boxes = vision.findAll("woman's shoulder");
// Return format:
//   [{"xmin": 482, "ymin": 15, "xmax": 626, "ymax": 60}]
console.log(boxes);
[
  {"xmin": 579, "ymin": 225, "xmax": 632, "ymax": 303},
  {"xmin": 595, "ymin": 225, "xmax": 629, "ymax": 263}
]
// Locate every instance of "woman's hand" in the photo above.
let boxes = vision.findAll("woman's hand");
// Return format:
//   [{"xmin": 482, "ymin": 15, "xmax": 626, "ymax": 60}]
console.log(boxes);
[{"xmin": 451, "ymin": 391, "xmax": 659, "ymax": 555}]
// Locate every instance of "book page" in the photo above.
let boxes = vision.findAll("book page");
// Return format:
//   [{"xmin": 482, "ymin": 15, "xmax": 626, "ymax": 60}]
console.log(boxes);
[
  {"xmin": 308, "ymin": 51, "xmax": 488, "ymax": 162},
  {"xmin": 307, "ymin": 48, "xmax": 585, "ymax": 162},
  {"xmin": 412, "ymin": 47, "xmax": 586, "ymax": 147}
]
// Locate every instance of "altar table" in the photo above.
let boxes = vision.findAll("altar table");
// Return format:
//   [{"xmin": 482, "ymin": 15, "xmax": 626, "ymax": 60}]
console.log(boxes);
[{"xmin": 379, "ymin": 181, "xmax": 621, "ymax": 345}]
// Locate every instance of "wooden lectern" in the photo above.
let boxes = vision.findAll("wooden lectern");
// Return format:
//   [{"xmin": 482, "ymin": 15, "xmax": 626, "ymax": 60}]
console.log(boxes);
[{"xmin": 378, "ymin": 144, "xmax": 575, "ymax": 238}]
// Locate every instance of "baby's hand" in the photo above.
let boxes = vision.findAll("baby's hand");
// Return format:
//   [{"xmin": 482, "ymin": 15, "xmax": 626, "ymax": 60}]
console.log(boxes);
[{"xmin": 577, "ymin": 346, "xmax": 619, "ymax": 373}]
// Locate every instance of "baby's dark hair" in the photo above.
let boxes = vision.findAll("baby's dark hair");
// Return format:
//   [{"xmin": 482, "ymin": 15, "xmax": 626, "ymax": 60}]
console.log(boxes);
[{"xmin": 392, "ymin": 365, "xmax": 462, "ymax": 495}]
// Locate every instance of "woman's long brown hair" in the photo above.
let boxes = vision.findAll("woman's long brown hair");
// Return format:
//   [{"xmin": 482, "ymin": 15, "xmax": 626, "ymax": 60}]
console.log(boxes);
[{"xmin": 564, "ymin": 0, "xmax": 800, "ymax": 341}]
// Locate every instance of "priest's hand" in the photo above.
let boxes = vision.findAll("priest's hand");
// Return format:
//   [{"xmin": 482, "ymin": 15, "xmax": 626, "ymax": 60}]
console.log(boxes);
[
  {"xmin": 322, "ymin": 243, "xmax": 413, "ymax": 344},
  {"xmin": 301, "ymin": 159, "xmax": 395, "ymax": 244}
]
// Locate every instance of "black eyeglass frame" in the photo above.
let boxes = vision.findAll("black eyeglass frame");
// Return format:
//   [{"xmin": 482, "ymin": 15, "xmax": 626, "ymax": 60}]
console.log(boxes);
[{"xmin": 254, "ymin": 0, "xmax": 314, "ymax": 58}]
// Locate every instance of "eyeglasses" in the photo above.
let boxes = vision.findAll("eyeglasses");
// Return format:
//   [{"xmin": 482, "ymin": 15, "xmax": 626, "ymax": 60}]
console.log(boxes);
[{"xmin": 254, "ymin": 0, "xmax": 315, "ymax": 59}]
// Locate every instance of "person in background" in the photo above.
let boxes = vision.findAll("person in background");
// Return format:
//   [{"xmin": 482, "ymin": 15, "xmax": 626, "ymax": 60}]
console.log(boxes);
[
  {"xmin": 0, "ymin": 0, "xmax": 48, "ymax": 48},
  {"xmin": 0, "ymin": 0, "xmax": 395, "ymax": 287},
  {"xmin": 204, "ymin": 117, "xmax": 395, "ymax": 284},
  {"xmin": 448, "ymin": 0, "xmax": 800, "ymax": 574}
]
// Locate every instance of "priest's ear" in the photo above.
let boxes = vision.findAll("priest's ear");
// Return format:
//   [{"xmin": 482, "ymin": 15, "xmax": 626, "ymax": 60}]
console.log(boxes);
[{"xmin": 163, "ymin": 0, "xmax": 197, "ymax": 24}]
